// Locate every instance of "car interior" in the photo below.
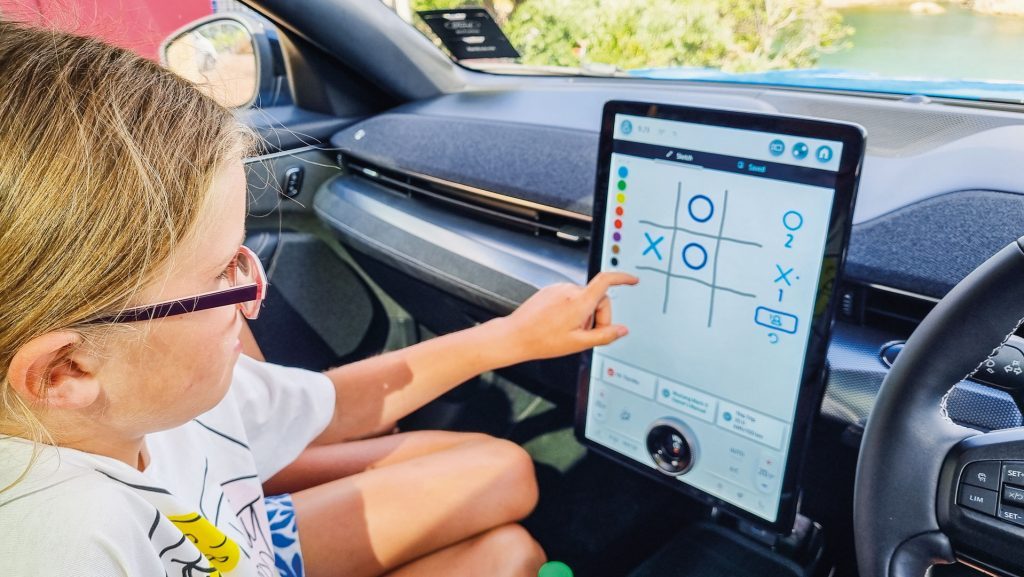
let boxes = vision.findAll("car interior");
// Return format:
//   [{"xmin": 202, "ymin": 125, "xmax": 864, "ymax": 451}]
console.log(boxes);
[{"xmin": 158, "ymin": 2, "xmax": 1024, "ymax": 576}]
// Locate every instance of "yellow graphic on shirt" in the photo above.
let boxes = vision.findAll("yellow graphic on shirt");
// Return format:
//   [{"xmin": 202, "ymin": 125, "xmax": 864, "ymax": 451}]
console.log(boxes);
[{"xmin": 168, "ymin": 512, "xmax": 241, "ymax": 575}]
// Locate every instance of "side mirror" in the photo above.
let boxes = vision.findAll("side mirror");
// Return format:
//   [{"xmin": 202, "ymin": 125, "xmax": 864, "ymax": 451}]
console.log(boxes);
[{"xmin": 160, "ymin": 14, "xmax": 278, "ymax": 109}]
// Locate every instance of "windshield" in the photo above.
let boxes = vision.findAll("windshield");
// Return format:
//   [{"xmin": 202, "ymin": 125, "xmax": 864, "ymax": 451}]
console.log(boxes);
[{"xmin": 381, "ymin": 0, "xmax": 1024, "ymax": 105}]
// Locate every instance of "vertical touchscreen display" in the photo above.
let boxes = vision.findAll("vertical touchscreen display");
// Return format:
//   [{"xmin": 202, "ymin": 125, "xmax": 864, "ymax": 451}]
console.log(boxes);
[{"xmin": 582, "ymin": 107, "xmax": 859, "ymax": 525}]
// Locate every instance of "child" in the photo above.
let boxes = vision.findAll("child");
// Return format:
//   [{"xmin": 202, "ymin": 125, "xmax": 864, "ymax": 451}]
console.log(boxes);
[{"xmin": 0, "ymin": 22, "xmax": 637, "ymax": 577}]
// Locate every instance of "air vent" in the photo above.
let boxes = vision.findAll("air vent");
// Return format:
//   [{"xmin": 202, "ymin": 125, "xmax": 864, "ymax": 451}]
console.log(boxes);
[
  {"xmin": 337, "ymin": 154, "xmax": 591, "ymax": 245},
  {"xmin": 837, "ymin": 281, "xmax": 939, "ymax": 333}
]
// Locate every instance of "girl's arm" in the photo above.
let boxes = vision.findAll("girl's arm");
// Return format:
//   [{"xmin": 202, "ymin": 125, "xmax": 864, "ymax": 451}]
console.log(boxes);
[{"xmin": 310, "ymin": 272, "xmax": 638, "ymax": 445}]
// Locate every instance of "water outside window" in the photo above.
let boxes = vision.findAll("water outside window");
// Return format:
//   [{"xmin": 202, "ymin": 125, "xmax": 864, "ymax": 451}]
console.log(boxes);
[{"xmin": 381, "ymin": 0, "xmax": 1024, "ymax": 105}]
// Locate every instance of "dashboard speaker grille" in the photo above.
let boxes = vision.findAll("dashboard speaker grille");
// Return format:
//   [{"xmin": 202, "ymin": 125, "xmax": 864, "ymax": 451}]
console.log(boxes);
[{"xmin": 762, "ymin": 93, "xmax": 1024, "ymax": 157}]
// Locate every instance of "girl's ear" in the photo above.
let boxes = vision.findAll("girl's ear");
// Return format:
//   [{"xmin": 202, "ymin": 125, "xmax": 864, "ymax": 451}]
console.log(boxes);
[{"xmin": 7, "ymin": 332, "xmax": 102, "ymax": 409}]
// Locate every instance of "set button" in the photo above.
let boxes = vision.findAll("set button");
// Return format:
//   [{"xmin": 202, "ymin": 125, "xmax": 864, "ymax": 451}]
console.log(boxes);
[
  {"xmin": 1002, "ymin": 461, "xmax": 1024, "ymax": 485},
  {"xmin": 998, "ymin": 503, "xmax": 1024, "ymax": 526}
]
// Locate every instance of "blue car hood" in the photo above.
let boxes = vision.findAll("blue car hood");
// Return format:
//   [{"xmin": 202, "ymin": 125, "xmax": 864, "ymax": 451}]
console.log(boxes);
[{"xmin": 630, "ymin": 67, "xmax": 1024, "ymax": 104}]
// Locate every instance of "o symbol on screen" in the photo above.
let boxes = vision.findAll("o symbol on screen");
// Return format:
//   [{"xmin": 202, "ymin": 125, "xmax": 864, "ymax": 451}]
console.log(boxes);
[
  {"xmin": 682, "ymin": 243, "xmax": 708, "ymax": 270},
  {"xmin": 688, "ymin": 195, "xmax": 714, "ymax": 223},
  {"xmin": 783, "ymin": 210, "xmax": 804, "ymax": 231}
]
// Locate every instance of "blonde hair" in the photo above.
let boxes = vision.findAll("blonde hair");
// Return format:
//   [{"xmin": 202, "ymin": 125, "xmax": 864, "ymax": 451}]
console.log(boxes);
[{"xmin": 0, "ymin": 22, "xmax": 255, "ymax": 466}]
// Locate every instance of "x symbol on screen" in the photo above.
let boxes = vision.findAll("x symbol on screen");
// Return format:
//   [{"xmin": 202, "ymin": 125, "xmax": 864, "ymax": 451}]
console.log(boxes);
[
  {"xmin": 642, "ymin": 232, "xmax": 664, "ymax": 260},
  {"xmin": 774, "ymin": 265, "xmax": 794, "ymax": 286}
]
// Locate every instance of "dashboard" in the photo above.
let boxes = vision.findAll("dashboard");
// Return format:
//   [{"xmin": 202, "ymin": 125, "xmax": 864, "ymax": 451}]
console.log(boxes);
[{"xmin": 313, "ymin": 79, "xmax": 1024, "ymax": 439}]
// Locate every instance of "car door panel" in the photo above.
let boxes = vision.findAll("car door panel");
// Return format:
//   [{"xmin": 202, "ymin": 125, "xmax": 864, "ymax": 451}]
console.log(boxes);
[
  {"xmin": 243, "ymin": 145, "xmax": 390, "ymax": 371},
  {"xmin": 244, "ymin": 230, "xmax": 387, "ymax": 371}
]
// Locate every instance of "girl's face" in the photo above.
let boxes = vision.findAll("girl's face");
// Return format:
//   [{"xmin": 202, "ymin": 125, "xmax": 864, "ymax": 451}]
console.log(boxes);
[{"xmin": 91, "ymin": 160, "xmax": 249, "ymax": 438}]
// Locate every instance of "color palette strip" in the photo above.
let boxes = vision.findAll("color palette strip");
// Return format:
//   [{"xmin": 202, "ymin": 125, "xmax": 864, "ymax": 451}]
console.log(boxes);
[{"xmin": 611, "ymin": 166, "xmax": 627, "ymax": 266}]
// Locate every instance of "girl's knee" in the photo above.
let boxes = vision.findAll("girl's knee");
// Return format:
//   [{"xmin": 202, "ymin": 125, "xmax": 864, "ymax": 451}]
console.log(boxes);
[
  {"xmin": 465, "ymin": 437, "xmax": 539, "ymax": 519},
  {"xmin": 370, "ymin": 430, "xmax": 489, "ymax": 466},
  {"xmin": 478, "ymin": 524, "xmax": 547, "ymax": 577}
]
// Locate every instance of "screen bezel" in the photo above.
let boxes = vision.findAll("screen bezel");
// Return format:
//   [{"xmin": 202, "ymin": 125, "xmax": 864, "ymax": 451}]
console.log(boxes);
[{"xmin": 574, "ymin": 100, "xmax": 865, "ymax": 533}]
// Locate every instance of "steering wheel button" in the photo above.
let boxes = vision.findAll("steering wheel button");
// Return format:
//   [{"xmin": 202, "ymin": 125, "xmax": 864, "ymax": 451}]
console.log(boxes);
[
  {"xmin": 1001, "ymin": 461, "xmax": 1024, "ymax": 485},
  {"xmin": 962, "ymin": 460, "xmax": 1001, "ymax": 490},
  {"xmin": 958, "ymin": 484, "xmax": 999, "ymax": 516},
  {"xmin": 997, "ymin": 503, "xmax": 1024, "ymax": 526},
  {"xmin": 1003, "ymin": 485, "xmax": 1024, "ymax": 505}
]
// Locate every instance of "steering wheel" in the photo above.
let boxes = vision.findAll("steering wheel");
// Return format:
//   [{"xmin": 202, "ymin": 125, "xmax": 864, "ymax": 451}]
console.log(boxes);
[{"xmin": 855, "ymin": 238, "xmax": 1024, "ymax": 577}]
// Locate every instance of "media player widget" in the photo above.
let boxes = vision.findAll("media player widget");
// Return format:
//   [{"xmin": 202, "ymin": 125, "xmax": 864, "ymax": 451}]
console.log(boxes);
[
  {"xmin": 587, "ymin": 353, "xmax": 789, "ymax": 517},
  {"xmin": 599, "ymin": 356, "xmax": 788, "ymax": 451}
]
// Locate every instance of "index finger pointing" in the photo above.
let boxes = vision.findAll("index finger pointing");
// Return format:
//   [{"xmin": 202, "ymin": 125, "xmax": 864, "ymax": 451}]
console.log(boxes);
[{"xmin": 583, "ymin": 271, "xmax": 639, "ymax": 304}]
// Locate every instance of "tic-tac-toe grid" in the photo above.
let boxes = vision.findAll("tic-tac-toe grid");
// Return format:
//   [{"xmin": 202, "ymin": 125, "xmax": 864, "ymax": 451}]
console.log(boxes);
[{"xmin": 635, "ymin": 182, "xmax": 763, "ymax": 327}]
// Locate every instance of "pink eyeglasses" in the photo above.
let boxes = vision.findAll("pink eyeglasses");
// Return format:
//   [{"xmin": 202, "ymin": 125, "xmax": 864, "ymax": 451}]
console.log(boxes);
[{"xmin": 88, "ymin": 245, "xmax": 267, "ymax": 324}]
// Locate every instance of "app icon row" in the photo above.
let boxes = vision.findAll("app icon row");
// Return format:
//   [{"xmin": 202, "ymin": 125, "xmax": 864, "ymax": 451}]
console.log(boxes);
[{"xmin": 769, "ymin": 139, "xmax": 832, "ymax": 163}]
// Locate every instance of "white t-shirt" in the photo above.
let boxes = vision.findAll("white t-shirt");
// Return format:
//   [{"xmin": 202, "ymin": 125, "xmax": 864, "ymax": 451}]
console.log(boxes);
[{"xmin": 0, "ymin": 354, "xmax": 336, "ymax": 577}]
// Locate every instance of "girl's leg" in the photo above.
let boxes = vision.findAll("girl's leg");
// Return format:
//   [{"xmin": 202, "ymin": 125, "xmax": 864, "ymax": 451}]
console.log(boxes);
[
  {"xmin": 264, "ymin": 430, "xmax": 494, "ymax": 495},
  {"xmin": 290, "ymin": 434, "xmax": 541, "ymax": 577},
  {"xmin": 382, "ymin": 524, "xmax": 546, "ymax": 577}
]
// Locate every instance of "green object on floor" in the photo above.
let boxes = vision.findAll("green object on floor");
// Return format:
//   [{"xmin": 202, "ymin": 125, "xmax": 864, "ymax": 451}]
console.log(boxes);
[{"xmin": 538, "ymin": 561, "xmax": 573, "ymax": 577}]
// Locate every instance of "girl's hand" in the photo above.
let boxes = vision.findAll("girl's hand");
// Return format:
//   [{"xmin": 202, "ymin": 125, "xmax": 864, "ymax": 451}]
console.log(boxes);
[{"xmin": 499, "ymin": 272, "xmax": 640, "ymax": 362}]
